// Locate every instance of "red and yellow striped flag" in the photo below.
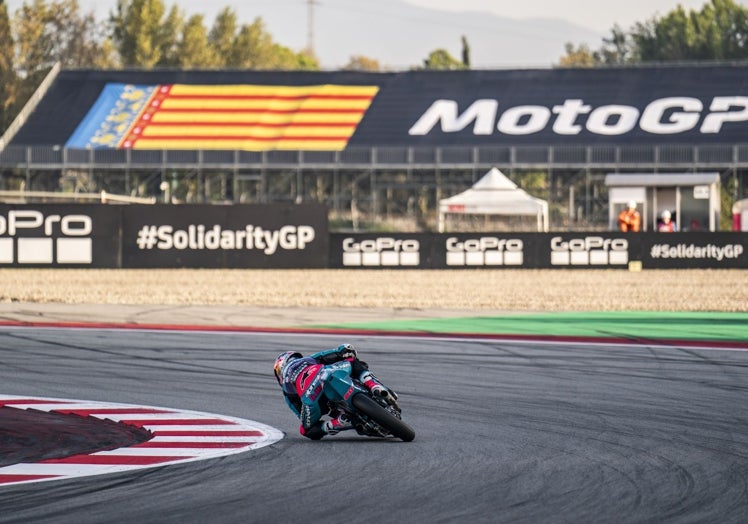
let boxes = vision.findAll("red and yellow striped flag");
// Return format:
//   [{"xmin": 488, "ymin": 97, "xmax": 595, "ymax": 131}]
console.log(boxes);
[{"xmin": 120, "ymin": 84, "xmax": 379, "ymax": 151}]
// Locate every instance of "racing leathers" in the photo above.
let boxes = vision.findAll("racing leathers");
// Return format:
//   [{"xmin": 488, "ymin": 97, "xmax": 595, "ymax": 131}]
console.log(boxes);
[{"xmin": 278, "ymin": 344, "xmax": 388, "ymax": 440}]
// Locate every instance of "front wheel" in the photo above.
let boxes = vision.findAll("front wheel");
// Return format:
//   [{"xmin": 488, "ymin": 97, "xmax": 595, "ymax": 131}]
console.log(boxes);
[{"xmin": 351, "ymin": 393, "xmax": 415, "ymax": 442}]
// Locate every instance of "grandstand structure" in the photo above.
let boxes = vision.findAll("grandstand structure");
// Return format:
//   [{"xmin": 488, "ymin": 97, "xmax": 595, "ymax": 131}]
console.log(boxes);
[{"xmin": 0, "ymin": 65, "xmax": 746, "ymax": 231}]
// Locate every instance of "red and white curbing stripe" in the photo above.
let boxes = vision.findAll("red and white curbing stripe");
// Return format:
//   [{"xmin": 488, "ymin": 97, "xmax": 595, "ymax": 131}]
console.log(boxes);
[{"xmin": 0, "ymin": 395, "xmax": 283, "ymax": 487}]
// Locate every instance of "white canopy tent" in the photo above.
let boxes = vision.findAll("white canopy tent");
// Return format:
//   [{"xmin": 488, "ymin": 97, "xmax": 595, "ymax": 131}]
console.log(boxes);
[{"xmin": 438, "ymin": 167, "xmax": 549, "ymax": 232}]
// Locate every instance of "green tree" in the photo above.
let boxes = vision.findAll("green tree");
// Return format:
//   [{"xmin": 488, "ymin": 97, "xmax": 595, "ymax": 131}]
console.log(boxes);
[
  {"xmin": 342, "ymin": 55, "xmax": 381, "ymax": 71},
  {"xmin": 231, "ymin": 17, "xmax": 318, "ymax": 70},
  {"xmin": 176, "ymin": 14, "xmax": 216, "ymax": 68},
  {"xmin": 557, "ymin": 43, "xmax": 598, "ymax": 67},
  {"xmin": 421, "ymin": 48, "xmax": 465, "ymax": 70},
  {"xmin": 559, "ymin": 0, "xmax": 748, "ymax": 65},
  {"xmin": 0, "ymin": 0, "xmax": 16, "ymax": 132},
  {"xmin": 111, "ymin": 0, "xmax": 168, "ymax": 67},
  {"xmin": 13, "ymin": 1, "xmax": 109, "ymax": 104},
  {"xmin": 209, "ymin": 7, "xmax": 237, "ymax": 67},
  {"xmin": 14, "ymin": 0, "xmax": 104, "ymax": 71},
  {"xmin": 156, "ymin": 5, "xmax": 184, "ymax": 67},
  {"xmin": 461, "ymin": 35, "xmax": 470, "ymax": 68},
  {"xmin": 597, "ymin": 25, "xmax": 634, "ymax": 64}
]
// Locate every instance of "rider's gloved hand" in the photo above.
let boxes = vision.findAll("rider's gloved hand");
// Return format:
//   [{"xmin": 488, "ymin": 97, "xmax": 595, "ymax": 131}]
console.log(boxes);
[{"xmin": 337, "ymin": 343, "xmax": 357, "ymax": 360}]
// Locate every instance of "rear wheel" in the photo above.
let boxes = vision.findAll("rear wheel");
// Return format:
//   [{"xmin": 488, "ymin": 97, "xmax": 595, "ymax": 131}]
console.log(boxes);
[{"xmin": 352, "ymin": 393, "xmax": 415, "ymax": 442}]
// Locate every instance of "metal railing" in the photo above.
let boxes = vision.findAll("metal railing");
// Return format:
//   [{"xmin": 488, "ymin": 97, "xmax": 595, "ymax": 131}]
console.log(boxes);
[
  {"xmin": 2, "ymin": 143, "xmax": 747, "ymax": 171},
  {"xmin": 0, "ymin": 190, "xmax": 156, "ymax": 204}
]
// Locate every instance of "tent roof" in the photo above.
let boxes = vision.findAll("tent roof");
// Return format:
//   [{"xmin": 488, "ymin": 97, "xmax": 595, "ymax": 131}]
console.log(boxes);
[{"xmin": 439, "ymin": 167, "xmax": 547, "ymax": 215}]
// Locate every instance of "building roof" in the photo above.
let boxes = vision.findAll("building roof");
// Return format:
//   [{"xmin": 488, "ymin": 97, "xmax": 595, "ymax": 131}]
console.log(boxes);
[{"xmin": 605, "ymin": 173, "xmax": 720, "ymax": 187}]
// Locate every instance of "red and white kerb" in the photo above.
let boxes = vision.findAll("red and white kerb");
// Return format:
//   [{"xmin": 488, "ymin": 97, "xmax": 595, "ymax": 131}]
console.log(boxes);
[{"xmin": 0, "ymin": 395, "xmax": 283, "ymax": 487}]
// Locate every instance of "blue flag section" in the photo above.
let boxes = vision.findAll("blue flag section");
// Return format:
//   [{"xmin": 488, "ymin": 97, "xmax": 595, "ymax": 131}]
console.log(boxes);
[{"xmin": 65, "ymin": 84, "xmax": 156, "ymax": 149}]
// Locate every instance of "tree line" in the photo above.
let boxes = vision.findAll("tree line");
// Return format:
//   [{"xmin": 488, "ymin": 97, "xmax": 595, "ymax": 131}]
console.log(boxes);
[{"xmin": 559, "ymin": 0, "xmax": 748, "ymax": 66}]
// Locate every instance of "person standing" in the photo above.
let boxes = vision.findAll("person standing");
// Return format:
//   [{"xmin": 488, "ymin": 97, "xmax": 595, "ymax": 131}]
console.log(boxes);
[
  {"xmin": 618, "ymin": 200, "xmax": 641, "ymax": 232},
  {"xmin": 658, "ymin": 210, "xmax": 676, "ymax": 232}
]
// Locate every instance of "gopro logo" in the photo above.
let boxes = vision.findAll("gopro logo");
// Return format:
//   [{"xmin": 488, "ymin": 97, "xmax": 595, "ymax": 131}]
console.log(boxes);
[
  {"xmin": 0, "ymin": 210, "xmax": 93, "ymax": 264},
  {"xmin": 342, "ymin": 237, "xmax": 420, "ymax": 266},
  {"xmin": 550, "ymin": 236, "xmax": 628, "ymax": 266},
  {"xmin": 445, "ymin": 237, "xmax": 524, "ymax": 266}
]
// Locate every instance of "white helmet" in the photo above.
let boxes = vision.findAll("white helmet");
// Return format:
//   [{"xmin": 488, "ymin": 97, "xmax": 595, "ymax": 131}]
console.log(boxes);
[
  {"xmin": 661, "ymin": 210, "xmax": 671, "ymax": 219},
  {"xmin": 627, "ymin": 200, "xmax": 637, "ymax": 209}
]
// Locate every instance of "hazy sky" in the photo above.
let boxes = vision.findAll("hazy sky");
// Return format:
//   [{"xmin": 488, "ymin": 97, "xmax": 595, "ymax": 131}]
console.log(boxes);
[
  {"xmin": 406, "ymin": 1, "xmax": 714, "ymax": 32},
  {"xmin": 5, "ymin": 0, "xmax": 715, "ymax": 33},
  {"xmin": 4, "ymin": 0, "xmax": 723, "ymax": 68}
]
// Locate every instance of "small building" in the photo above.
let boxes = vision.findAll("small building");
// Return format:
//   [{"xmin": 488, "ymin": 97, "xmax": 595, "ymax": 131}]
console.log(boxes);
[{"xmin": 605, "ymin": 173, "xmax": 721, "ymax": 232}]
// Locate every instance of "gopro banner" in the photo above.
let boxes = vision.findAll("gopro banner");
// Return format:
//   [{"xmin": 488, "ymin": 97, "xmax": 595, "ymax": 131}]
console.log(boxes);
[
  {"xmin": 331, "ymin": 233, "xmax": 746, "ymax": 269},
  {"xmin": 121, "ymin": 204, "xmax": 328, "ymax": 268},
  {"xmin": 0, "ymin": 205, "xmax": 120, "ymax": 267},
  {"xmin": 330, "ymin": 234, "xmax": 438, "ymax": 269}
]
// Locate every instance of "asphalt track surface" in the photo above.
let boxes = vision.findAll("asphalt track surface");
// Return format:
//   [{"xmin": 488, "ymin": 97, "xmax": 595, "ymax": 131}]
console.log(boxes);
[{"xmin": 0, "ymin": 327, "xmax": 746, "ymax": 523}]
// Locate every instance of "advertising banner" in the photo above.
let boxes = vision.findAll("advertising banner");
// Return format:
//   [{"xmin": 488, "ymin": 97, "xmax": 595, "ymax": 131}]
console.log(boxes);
[
  {"xmin": 0, "ymin": 204, "xmax": 121, "ymax": 268},
  {"xmin": 122, "ymin": 204, "xmax": 328, "ymax": 268},
  {"xmin": 543, "ymin": 233, "xmax": 641, "ymax": 269},
  {"xmin": 330, "ymin": 233, "xmax": 438, "ymax": 269},
  {"xmin": 15, "ymin": 66, "xmax": 748, "ymax": 150},
  {"xmin": 438, "ymin": 233, "xmax": 541, "ymax": 268},
  {"xmin": 331, "ymin": 232, "xmax": 746, "ymax": 269},
  {"xmin": 0, "ymin": 203, "xmax": 742, "ymax": 269},
  {"xmin": 640, "ymin": 233, "xmax": 746, "ymax": 269}
]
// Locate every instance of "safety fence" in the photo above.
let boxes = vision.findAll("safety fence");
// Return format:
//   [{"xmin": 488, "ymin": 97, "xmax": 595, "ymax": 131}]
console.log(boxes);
[
  {"xmin": 4, "ymin": 144, "xmax": 748, "ymax": 169},
  {"xmin": 0, "ymin": 204, "xmax": 744, "ymax": 269}
]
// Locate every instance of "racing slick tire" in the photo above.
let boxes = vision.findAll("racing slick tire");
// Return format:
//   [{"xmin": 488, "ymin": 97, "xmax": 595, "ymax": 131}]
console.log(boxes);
[{"xmin": 351, "ymin": 393, "xmax": 415, "ymax": 442}]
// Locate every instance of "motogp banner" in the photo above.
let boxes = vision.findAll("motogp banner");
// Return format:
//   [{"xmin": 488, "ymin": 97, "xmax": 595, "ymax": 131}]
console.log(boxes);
[{"xmin": 16, "ymin": 66, "xmax": 748, "ymax": 150}]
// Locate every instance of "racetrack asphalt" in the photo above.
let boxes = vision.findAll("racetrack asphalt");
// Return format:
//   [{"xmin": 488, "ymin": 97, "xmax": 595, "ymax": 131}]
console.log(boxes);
[{"xmin": 0, "ymin": 328, "xmax": 746, "ymax": 523}]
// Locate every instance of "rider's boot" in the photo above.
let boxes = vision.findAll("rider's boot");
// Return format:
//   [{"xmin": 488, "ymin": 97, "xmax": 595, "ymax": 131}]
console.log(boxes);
[
  {"xmin": 360, "ymin": 370, "xmax": 397, "ymax": 404},
  {"xmin": 323, "ymin": 413, "xmax": 353, "ymax": 435}
]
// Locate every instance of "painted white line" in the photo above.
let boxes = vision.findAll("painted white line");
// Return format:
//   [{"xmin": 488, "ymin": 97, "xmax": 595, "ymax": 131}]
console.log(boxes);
[
  {"xmin": 136, "ymin": 424, "xmax": 257, "ymax": 431},
  {"xmin": 148, "ymin": 436, "xmax": 257, "ymax": 442},
  {"xmin": 0, "ymin": 394, "xmax": 283, "ymax": 487},
  {"xmin": 85, "ymin": 413, "xmax": 223, "ymax": 421},
  {"xmin": 91, "ymin": 448, "xmax": 207, "ymax": 457}
]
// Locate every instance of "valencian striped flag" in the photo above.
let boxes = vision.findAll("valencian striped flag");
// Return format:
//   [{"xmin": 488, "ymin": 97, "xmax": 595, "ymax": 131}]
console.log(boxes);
[{"xmin": 66, "ymin": 83, "xmax": 379, "ymax": 151}]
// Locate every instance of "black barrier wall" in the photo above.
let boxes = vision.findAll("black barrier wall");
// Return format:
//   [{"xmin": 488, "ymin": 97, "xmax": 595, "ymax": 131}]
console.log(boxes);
[
  {"xmin": 122, "ymin": 204, "xmax": 329, "ymax": 268},
  {"xmin": 0, "ymin": 205, "xmax": 121, "ymax": 268},
  {"xmin": 0, "ymin": 204, "xmax": 329, "ymax": 269},
  {"xmin": 330, "ymin": 232, "xmax": 747, "ymax": 269},
  {"xmin": 0, "ymin": 205, "xmax": 744, "ymax": 269}
]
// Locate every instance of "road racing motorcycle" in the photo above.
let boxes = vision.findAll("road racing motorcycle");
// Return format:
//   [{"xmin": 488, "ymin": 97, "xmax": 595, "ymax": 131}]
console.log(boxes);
[{"xmin": 322, "ymin": 361, "xmax": 415, "ymax": 442}]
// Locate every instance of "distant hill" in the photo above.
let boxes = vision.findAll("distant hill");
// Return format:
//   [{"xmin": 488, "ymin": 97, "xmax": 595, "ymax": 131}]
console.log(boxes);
[{"xmin": 251, "ymin": 0, "xmax": 604, "ymax": 69}]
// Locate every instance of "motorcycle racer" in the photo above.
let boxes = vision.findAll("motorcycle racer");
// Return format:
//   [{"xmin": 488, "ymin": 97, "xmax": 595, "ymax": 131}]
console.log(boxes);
[{"xmin": 273, "ymin": 344, "xmax": 396, "ymax": 440}]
